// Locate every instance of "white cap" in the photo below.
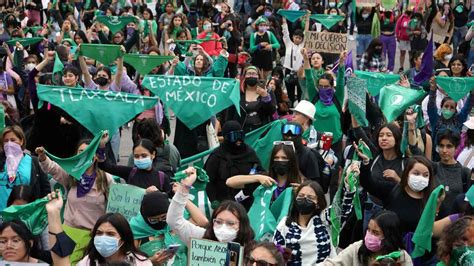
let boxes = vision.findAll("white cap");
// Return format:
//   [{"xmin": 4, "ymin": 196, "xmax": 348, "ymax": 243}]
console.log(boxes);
[
  {"xmin": 464, "ymin": 116, "xmax": 474, "ymax": 130},
  {"xmin": 294, "ymin": 100, "xmax": 316, "ymax": 121}
]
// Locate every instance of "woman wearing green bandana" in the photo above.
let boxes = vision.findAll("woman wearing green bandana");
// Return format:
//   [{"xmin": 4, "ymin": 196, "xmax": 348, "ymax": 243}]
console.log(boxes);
[
  {"xmin": 164, "ymin": 14, "xmax": 192, "ymax": 56},
  {"xmin": 436, "ymin": 216, "xmax": 474, "ymax": 266}
]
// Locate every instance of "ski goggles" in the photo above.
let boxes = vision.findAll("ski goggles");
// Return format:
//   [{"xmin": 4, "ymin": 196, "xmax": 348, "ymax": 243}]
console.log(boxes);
[
  {"xmin": 224, "ymin": 130, "xmax": 246, "ymax": 143},
  {"xmin": 281, "ymin": 124, "xmax": 302, "ymax": 136}
]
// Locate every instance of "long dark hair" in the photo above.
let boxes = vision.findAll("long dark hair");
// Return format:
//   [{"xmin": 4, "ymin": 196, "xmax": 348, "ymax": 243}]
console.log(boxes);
[
  {"xmin": 448, "ymin": 55, "xmax": 468, "ymax": 77},
  {"xmin": 399, "ymin": 156, "xmax": 436, "ymax": 205},
  {"xmin": 365, "ymin": 38, "xmax": 383, "ymax": 66},
  {"xmin": 374, "ymin": 123, "xmax": 403, "ymax": 157},
  {"xmin": 6, "ymin": 185, "xmax": 34, "ymax": 207},
  {"xmin": 86, "ymin": 213, "xmax": 147, "ymax": 265},
  {"xmin": 132, "ymin": 119, "xmax": 164, "ymax": 148},
  {"xmin": 358, "ymin": 210, "xmax": 405, "ymax": 265},
  {"xmin": 0, "ymin": 220, "xmax": 38, "ymax": 261},
  {"xmin": 465, "ymin": 129, "xmax": 474, "ymax": 148},
  {"xmin": 268, "ymin": 143, "xmax": 301, "ymax": 185},
  {"xmin": 286, "ymin": 181, "xmax": 327, "ymax": 226},
  {"xmin": 74, "ymin": 30, "xmax": 89, "ymax": 44},
  {"xmin": 202, "ymin": 201, "xmax": 255, "ymax": 246}
]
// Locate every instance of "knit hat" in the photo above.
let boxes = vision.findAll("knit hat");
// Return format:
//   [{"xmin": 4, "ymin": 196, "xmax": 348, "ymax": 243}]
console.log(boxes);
[{"xmin": 140, "ymin": 191, "xmax": 169, "ymax": 218}]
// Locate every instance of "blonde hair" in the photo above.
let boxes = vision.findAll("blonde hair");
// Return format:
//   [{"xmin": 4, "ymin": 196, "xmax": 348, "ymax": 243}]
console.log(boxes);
[{"xmin": 434, "ymin": 44, "xmax": 452, "ymax": 61}]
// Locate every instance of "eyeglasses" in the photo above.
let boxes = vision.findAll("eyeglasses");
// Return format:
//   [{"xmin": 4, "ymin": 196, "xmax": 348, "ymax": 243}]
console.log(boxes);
[
  {"xmin": 281, "ymin": 124, "xmax": 302, "ymax": 136},
  {"xmin": 245, "ymin": 256, "xmax": 276, "ymax": 266},
  {"xmin": 273, "ymin": 141, "xmax": 295, "ymax": 152},
  {"xmin": 225, "ymin": 130, "xmax": 245, "ymax": 143},
  {"xmin": 0, "ymin": 238, "xmax": 24, "ymax": 249},
  {"xmin": 213, "ymin": 218, "xmax": 239, "ymax": 228}
]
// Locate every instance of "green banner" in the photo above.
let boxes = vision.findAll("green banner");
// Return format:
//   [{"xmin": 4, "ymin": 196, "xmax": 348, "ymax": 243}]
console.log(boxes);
[
  {"xmin": 310, "ymin": 14, "xmax": 345, "ymax": 30},
  {"xmin": 53, "ymin": 53, "xmax": 64, "ymax": 85},
  {"xmin": 142, "ymin": 75, "xmax": 240, "ymax": 130},
  {"xmin": 123, "ymin": 54, "xmax": 174, "ymax": 76},
  {"xmin": 378, "ymin": 84, "xmax": 427, "ymax": 123},
  {"xmin": 106, "ymin": 183, "xmax": 146, "ymax": 221},
  {"xmin": 436, "ymin": 76, "xmax": 474, "ymax": 102},
  {"xmin": 277, "ymin": 10, "xmax": 307, "ymax": 22},
  {"xmin": 78, "ymin": 43, "xmax": 124, "ymax": 65},
  {"xmin": 37, "ymin": 85, "xmax": 158, "ymax": 135},
  {"xmin": 95, "ymin": 15, "xmax": 138, "ymax": 34},
  {"xmin": 347, "ymin": 77, "xmax": 368, "ymax": 127},
  {"xmin": 354, "ymin": 70, "xmax": 400, "ymax": 96},
  {"xmin": 44, "ymin": 132, "xmax": 103, "ymax": 181},
  {"xmin": 0, "ymin": 198, "xmax": 49, "ymax": 235},
  {"xmin": 6, "ymin": 37, "xmax": 43, "ymax": 47}
]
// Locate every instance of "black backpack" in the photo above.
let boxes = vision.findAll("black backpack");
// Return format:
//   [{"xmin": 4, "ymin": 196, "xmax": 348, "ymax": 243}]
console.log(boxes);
[{"xmin": 153, "ymin": 143, "xmax": 175, "ymax": 177}]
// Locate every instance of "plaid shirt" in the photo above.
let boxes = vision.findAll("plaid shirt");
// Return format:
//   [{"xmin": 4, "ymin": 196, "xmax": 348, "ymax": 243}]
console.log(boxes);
[{"xmin": 359, "ymin": 53, "xmax": 386, "ymax": 72}]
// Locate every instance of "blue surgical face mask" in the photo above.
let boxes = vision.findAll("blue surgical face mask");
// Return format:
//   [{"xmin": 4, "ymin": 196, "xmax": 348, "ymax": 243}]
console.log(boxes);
[
  {"xmin": 134, "ymin": 157, "xmax": 153, "ymax": 169},
  {"xmin": 94, "ymin": 235, "xmax": 121, "ymax": 258}
]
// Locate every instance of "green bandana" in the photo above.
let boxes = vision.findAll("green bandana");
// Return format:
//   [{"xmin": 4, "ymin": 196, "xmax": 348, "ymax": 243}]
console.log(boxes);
[
  {"xmin": 123, "ymin": 54, "xmax": 174, "ymax": 76},
  {"xmin": 0, "ymin": 198, "xmax": 49, "ymax": 235},
  {"xmin": 95, "ymin": 15, "xmax": 138, "ymax": 34},
  {"xmin": 22, "ymin": 26, "xmax": 43, "ymax": 36},
  {"xmin": 354, "ymin": 70, "xmax": 400, "ymax": 96},
  {"xmin": 466, "ymin": 185, "xmax": 474, "ymax": 207},
  {"xmin": 441, "ymin": 108, "xmax": 455, "ymax": 120},
  {"xmin": 141, "ymin": 75, "xmax": 240, "ymax": 130},
  {"xmin": 62, "ymin": 38, "xmax": 77, "ymax": 47},
  {"xmin": 347, "ymin": 77, "xmax": 368, "ymax": 127},
  {"xmin": 6, "ymin": 37, "xmax": 43, "ymax": 47},
  {"xmin": 37, "ymin": 85, "xmax": 158, "ymax": 135},
  {"xmin": 378, "ymin": 84, "xmax": 427, "ymax": 123},
  {"xmin": 381, "ymin": 0, "xmax": 397, "ymax": 9},
  {"xmin": 52, "ymin": 53, "xmax": 64, "ymax": 85},
  {"xmin": 449, "ymin": 246, "xmax": 474, "ymax": 266},
  {"xmin": 140, "ymin": 20, "xmax": 158, "ymax": 37},
  {"xmin": 0, "ymin": 105, "xmax": 5, "ymax": 134},
  {"xmin": 44, "ymin": 131, "xmax": 103, "ymax": 181},
  {"xmin": 310, "ymin": 14, "xmax": 345, "ymax": 30},
  {"xmin": 436, "ymin": 76, "xmax": 474, "ymax": 102},
  {"xmin": 455, "ymin": 5, "xmax": 464, "ymax": 13},
  {"xmin": 376, "ymin": 251, "xmax": 402, "ymax": 261},
  {"xmin": 400, "ymin": 105, "xmax": 425, "ymax": 154},
  {"xmin": 78, "ymin": 43, "xmax": 124, "ymax": 66},
  {"xmin": 277, "ymin": 10, "xmax": 307, "ymax": 23},
  {"xmin": 412, "ymin": 185, "xmax": 445, "ymax": 258}
]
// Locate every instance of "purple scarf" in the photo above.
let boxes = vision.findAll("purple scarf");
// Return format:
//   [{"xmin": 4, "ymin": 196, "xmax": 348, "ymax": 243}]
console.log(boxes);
[
  {"xmin": 77, "ymin": 171, "xmax": 97, "ymax": 198},
  {"xmin": 319, "ymin": 87, "xmax": 335, "ymax": 106}
]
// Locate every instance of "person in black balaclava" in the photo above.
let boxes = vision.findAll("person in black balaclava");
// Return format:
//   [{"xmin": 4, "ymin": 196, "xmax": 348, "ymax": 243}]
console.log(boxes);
[
  {"xmin": 204, "ymin": 120, "xmax": 262, "ymax": 209},
  {"xmin": 140, "ymin": 191, "xmax": 170, "ymax": 231}
]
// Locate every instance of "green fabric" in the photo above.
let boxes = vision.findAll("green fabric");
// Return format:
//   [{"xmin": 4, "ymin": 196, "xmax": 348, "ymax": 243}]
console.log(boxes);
[
  {"xmin": 314, "ymin": 101, "xmax": 342, "ymax": 143},
  {"xmin": 6, "ymin": 37, "xmax": 43, "ymax": 47},
  {"xmin": 244, "ymin": 119, "xmax": 286, "ymax": 170},
  {"xmin": 95, "ymin": 15, "xmax": 138, "ymax": 34},
  {"xmin": 140, "ymin": 20, "xmax": 158, "ymax": 37},
  {"xmin": 347, "ymin": 76, "xmax": 369, "ymax": 127},
  {"xmin": 62, "ymin": 38, "xmax": 77, "ymax": 47},
  {"xmin": 436, "ymin": 76, "xmax": 474, "ymax": 102},
  {"xmin": 376, "ymin": 251, "xmax": 402, "ymax": 261},
  {"xmin": 53, "ymin": 53, "xmax": 64, "ymax": 85},
  {"xmin": 37, "ymin": 85, "xmax": 159, "ymax": 136},
  {"xmin": 23, "ymin": 26, "xmax": 43, "ymax": 36},
  {"xmin": 141, "ymin": 75, "xmax": 240, "ymax": 130},
  {"xmin": 381, "ymin": 0, "xmax": 397, "ymax": 9},
  {"xmin": 249, "ymin": 31, "xmax": 281, "ymax": 53},
  {"xmin": 400, "ymin": 105, "xmax": 425, "ymax": 155},
  {"xmin": 305, "ymin": 68, "xmax": 325, "ymax": 101},
  {"xmin": 448, "ymin": 246, "xmax": 474, "ymax": 266},
  {"xmin": 310, "ymin": 14, "xmax": 345, "ymax": 30},
  {"xmin": 78, "ymin": 43, "xmax": 124, "ymax": 65},
  {"xmin": 378, "ymin": 84, "xmax": 427, "ymax": 123},
  {"xmin": 466, "ymin": 185, "xmax": 474, "ymax": 207},
  {"xmin": 411, "ymin": 185, "xmax": 445, "ymax": 258},
  {"xmin": 44, "ymin": 132, "xmax": 103, "ymax": 181},
  {"xmin": 0, "ymin": 105, "xmax": 4, "ymax": 134},
  {"xmin": 123, "ymin": 54, "xmax": 174, "ymax": 76},
  {"xmin": 0, "ymin": 198, "xmax": 49, "ymax": 235},
  {"xmin": 350, "ymin": 141, "xmax": 372, "ymax": 220},
  {"xmin": 277, "ymin": 10, "xmax": 307, "ymax": 22},
  {"xmin": 371, "ymin": 14, "xmax": 381, "ymax": 38},
  {"xmin": 354, "ymin": 70, "xmax": 400, "ymax": 96},
  {"xmin": 248, "ymin": 185, "xmax": 293, "ymax": 241},
  {"xmin": 63, "ymin": 224, "xmax": 91, "ymax": 266}
]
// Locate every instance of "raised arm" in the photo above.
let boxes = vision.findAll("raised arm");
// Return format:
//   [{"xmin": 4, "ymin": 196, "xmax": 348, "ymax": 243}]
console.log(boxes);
[
  {"xmin": 77, "ymin": 45, "xmax": 93, "ymax": 87},
  {"xmin": 226, "ymin": 174, "xmax": 276, "ymax": 189},
  {"xmin": 335, "ymin": 51, "xmax": 347, "ymax": 104},
  {"xmin": 35, "ymin": 147, "xmax": 71, "ymax": 187},
  {"xmin": 114, "ymin": 46, "xmax": 126, "ymax": 88}
]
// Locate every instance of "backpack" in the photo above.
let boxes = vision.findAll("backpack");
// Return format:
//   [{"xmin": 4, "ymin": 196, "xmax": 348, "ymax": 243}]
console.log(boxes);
[
  {"xmin": 128, "ymin": 167, "xmax": 166, "ymax": 191},
  {"xmin": 154, "ymin": 144, "xmax": 175, "ymax": 177}
]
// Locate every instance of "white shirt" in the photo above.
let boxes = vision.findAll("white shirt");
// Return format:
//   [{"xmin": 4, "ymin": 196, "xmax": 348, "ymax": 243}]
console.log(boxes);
[
  {"xmin": 282, "ymin": 23, "xmax": 305, "ymax": 72},
  {"xmin": 457, "ymin": 146, "xmax": 474, "ymax": 169}
]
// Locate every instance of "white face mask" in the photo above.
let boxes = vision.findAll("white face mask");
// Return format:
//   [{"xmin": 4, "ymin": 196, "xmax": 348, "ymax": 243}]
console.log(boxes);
[
  {"xmin": 329, "ymin": 2, "xmax": 336, "ymax": 7},
  {"xmin": 408, "ymin": 174, "xmax": 429, "ymax": 192},
  {"xmin": 444, "ymin": 54, "xmax": 453, "ymax": 61},
  {"xmin": 362, "ymin": 13, "xmax": 370, "ymax": 19},
  {"xmin": 213, "ymin": 224, "xmax": 238, "ymax": 243},
  {"xmin": 25, "ymin": 63, "xmax": 36, "ymax": 71}
]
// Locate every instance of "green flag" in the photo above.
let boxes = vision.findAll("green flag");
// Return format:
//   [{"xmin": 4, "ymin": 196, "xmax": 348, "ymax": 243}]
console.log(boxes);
[
  {"xmin": 123, "ymin": 54, "xmax": 174, "ymax": 76},
  {"xmin": 354, "ymin": 70, "xmax": 400, "ymax": 96},
  {"xmin": 0, "ymin": 105, "xmax": 5, "ymax": 134},
  {"xmin": 436, "ymin": 76, "xmax": 474, "ymax": 102},
  {"xmin": 378, "ymin": 84, "xmax": 427, "ymax": 123},
  {"xmin": 44, "ymin": 132, "xmax": 103, "ymax": 181},
  {"xmin": 347, "ymin": 77, "xmax": 368, "ymax": 127},
  {"xmin": 277, "ymin": 10, "xmax": 307, "ymax": 22},
  {"xmin": 0, "ymin": 198, "xmax": 49, "ymax": 235},
  {"xmin": 95, "ymin": 15, "xmax": 138, "ymax": 34},
  {"xmin": 244, "ymin": 119, "xmax": 286, "ymax": 170},
  {"xmin": 141, "ymin": 75, "xmax": 241, "ymax": 130},
  {"xmin": 411, "ymin": 185, "xmax": 445, "ymax": 258},
  {"xmin": 78, "ymin": 43, "xmax": 124, "ymax": 65},
  {"xmin": 23, "ymin": 26, "xmax": 43, "ymax": 36},
  {"xmin": 448, "ymin": 246, "xmax": 474, "ymax": 266},
  {"xmin": 37, "ymin": 85, "xmax": 159, "ymax": 135},
  {"xmin": 310, "ymin": 14, "xmax": 345, "ymax": 30},
  {"xmin": 371, "ymin": 14, "xmax": 381, "ymax": 38},
  {"xmin": 53, "ymin": 53, "xmax": 64, "ymax": 85},
  {"xmin": 6, "ymin": 37, "xmax": 43, "ymax": 47},
  {"xmin": 140, "ymin": 20, "xmax": 158, "ymax": 37}
]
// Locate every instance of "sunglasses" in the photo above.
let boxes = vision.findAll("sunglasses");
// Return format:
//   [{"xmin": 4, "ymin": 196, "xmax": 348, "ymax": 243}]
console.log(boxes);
[
  {"xmin": 273, "ymin": 140, "xmax": 295, "ymax": 152},
  {"xmin": 245, "ymin": 256, "xmax": 276, "ymax": 266},
  {"xmin": 282, "ymin": 124, "xmax": 302, "ymax": 136},
  {"xmin": 225, "ymin": 130, "xmax": 245, "ymax": 143}
]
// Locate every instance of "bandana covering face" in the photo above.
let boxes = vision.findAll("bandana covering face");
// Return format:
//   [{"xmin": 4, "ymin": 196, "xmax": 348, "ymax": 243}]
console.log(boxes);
[
  {"xmin": 319, "ymin": 87, "xmax": 335, "ymax": 106},
  {"xmin": 77, "ymin": 171, "xmax": 97, "ymax": 198},
  {"xmin": 4, "ymin": 141, "xmax": 24, "ymax": 183}
]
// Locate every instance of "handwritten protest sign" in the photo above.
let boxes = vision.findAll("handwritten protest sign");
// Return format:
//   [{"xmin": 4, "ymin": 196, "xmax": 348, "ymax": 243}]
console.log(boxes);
[
  {"xmin": 142, "ymin": 75, "xmax": 241, "ymax": 129},
  {"xmin": 304, "ymin": 31, "xmax": 347, "ymax": 54},
  {"xmin": 106, "ymin": 184, "xmax": 145, "ymax": 221},
  {"xmin": 189, "ymin": 239, "xmax": 243, "ymax": 266},
  {"xmin": 356, "ymin": 0, "xmax": 376, "ymax": 7}
]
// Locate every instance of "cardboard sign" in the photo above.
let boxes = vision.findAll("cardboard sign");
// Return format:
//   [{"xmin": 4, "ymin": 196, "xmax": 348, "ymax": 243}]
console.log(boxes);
[
  {"xmin": 189, "ymin": 239, "xmax": 243, "ymax": 266},
  {"xmin": 106, "ymin": 184, "xmax": 145, "ymax": 221},
  {"xmin": 304, "ymin": 31, "xmax": 347, "ymax": 54},
  {"xmin": 356, "ymin": 0, "xmax": 376, "ymax": 7}
]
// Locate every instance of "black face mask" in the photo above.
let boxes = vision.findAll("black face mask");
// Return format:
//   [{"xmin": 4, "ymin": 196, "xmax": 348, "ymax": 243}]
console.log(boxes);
[
  {"xmin": 374, "ymin": 48, "xmax": 382, "ymax": 54},
  {"xmin": 95, "ymin": 76, "xmax": 109, "ymax": 86},
  {"xmin": 272, "ymin": 160, "xmax": 289, "ymax": 176},
  {"xmin": 245, "ymin": 77, "xmax": 258, "ymax": 86},
  {"xmin": 295, "ymin": 198, "xmax": 316, "ymax": 215}
]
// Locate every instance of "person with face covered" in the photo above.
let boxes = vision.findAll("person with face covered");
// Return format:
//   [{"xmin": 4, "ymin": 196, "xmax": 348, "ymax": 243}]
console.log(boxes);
[
  {"xmin": 204, "ymin": 120, "xmax": 262, "ymax": 209},
  {"xmin": 249, "ymin": 16, "xmax": 281, "ymax": 78}
]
